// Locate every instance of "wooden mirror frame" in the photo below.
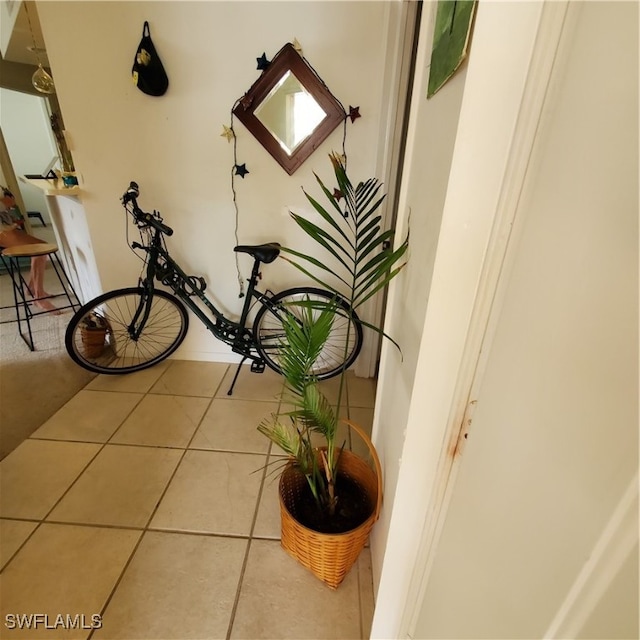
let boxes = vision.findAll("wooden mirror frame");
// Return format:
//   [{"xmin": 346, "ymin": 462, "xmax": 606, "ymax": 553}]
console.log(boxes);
[{"xmin": 233, "ymin": 43, "xmax": 346, "ymax": 175}]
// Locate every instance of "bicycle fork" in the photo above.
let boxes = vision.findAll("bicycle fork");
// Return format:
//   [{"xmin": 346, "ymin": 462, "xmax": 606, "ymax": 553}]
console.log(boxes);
[{"xmin": 128, "ymin": 286, "xmax": 155, "ymax": 340}]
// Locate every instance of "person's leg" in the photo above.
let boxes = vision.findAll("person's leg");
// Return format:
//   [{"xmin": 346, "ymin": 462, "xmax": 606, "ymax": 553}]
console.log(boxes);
[
  {"xmin": 29, "ymin": 255, "xmax": 59, "ymax": 312},
  {"xmin": 0, "ymin": 228, "xmax": 58, "ymax": 312},
  {"xmin": 27, "ymin": 255, "xmax": 53, "ymax": 298}
]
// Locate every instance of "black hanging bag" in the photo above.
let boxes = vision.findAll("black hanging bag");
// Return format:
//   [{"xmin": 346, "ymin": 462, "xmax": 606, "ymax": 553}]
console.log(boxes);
[{"xmin": 132, "ymin": 21, "xmax": 169, "ymax": 97}]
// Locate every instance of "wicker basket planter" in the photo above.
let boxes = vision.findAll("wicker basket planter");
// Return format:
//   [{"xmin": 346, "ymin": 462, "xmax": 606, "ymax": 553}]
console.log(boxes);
[{"xmin": 278, "ymin": 420, "xmax": 382, "ymax": 589}]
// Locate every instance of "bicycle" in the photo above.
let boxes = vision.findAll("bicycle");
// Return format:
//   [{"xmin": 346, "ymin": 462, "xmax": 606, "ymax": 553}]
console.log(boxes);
[{"xmin": 64, "ymin": 182, "xmax": 363, "ymax": 394}]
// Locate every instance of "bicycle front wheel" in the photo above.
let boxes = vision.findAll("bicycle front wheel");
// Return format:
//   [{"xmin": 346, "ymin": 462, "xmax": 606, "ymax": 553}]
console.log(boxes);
[
  {"xmin": 65, "ymin": 287, "xmax": 189, "ymax": 374},
  {"xmin": 253, "ymin": 287, "xmax": 363, "ymax": 380}
]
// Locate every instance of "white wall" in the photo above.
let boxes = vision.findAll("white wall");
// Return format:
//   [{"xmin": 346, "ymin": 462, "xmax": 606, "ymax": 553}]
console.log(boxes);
[
  {"xmin": 413, "ymin": 2, "xmax": 638, "ymax": 637},
  {"xmin": 36, "ymin": 0, "xmax": 394, "ymax": 361},
  {"xmin": 0, "ymin": 88, "xmax": 55, "ymax": 217}
]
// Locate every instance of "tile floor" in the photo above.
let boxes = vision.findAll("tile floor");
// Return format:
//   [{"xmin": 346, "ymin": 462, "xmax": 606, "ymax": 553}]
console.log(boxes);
[{"xmin": 0, "ymin": 360, "xmax": 377, "ymax": 639}]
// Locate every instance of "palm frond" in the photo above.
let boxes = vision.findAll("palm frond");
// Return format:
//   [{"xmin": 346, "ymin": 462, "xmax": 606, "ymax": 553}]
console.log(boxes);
[
  {"xmin": 285, "ymin": 217, "xmax": 353, "ymax": 274},
  {"xmin": 298, "ymin": 383, "xmax": 336, "ymax": 441},
  {"xmin": 355, "ymin": 215, "xmax": 382, "ymax": 242},
  {"xmin": 303, "ymin": 193, "xmax": 354, "ymax": 248},
  {"xmin": 312, "ymin": 171, "xmax": 344, "ymax": 217},
  {"xmin": 290, "ymin": 157, "xmax": 407, "ymax": 321},
  {"xmin": 279, "ymin": 256, "xmax": 346, "ymax": 296},
  {"xmin": 257, "ymin": 418, "xmax": 301, "ymax": 458},
  {"xmin": 278, "ymin": 299, "xmax": 336, "ymax": 397},
  {"xmin": 354, "ymin": 242, "xmax": 409, "ymax": 306},
  {"xmin": 354, "ymin": 263, "xmax": 407, "ymax": 309},
  {"xmin": 355, "ymin": 186, "xmax": 385, "ymax": 224}
]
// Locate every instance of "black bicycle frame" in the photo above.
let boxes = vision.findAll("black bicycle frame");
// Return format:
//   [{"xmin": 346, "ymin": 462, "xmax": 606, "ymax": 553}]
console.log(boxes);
[{"xmin": 133, "ymin": 227, "xmax": 273, "ymax": 365}]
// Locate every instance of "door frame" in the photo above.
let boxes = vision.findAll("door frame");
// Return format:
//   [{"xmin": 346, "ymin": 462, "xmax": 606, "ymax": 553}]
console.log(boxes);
[
  {"xmin": 370, "ymin": 1, "xmax": 572, "ymax": 637},
  {"xmin": 355, "ymin": 0, "xmax": 421, "ymax": 379}
]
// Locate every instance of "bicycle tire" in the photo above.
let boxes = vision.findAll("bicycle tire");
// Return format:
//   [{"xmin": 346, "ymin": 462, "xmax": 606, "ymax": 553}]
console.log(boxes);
[
  {"xmin": 253, "ymin": 287, "xmax": 363, "ymax": 380},
  {"xmin": 65, "ymin": 287, "xmax": 189, "ymax": 374}
]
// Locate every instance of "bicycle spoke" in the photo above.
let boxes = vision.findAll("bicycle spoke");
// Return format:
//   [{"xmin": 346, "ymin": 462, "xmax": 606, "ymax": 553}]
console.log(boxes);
[{"xmin": 66, "ymin": 288, "xmax": 189, "ymax": 374}]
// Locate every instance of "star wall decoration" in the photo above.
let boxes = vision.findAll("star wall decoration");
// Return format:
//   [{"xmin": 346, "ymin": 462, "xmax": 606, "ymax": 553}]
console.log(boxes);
[
  {"xmin": 256, "ymin": 53, "xmax": 270, "ymax": 71},
  {"xmin": 333, "ymin": 188, "xmax": 344, "ymax": 202},
  {"xmin": 234, "ymin": 163, "xmax": 249, "ymax": 178},
  {"xmin": 348, "ymin": 106, "xmax": 361, "ymax": 123},
  {"xmin": 220, "ymin": 125, "xmax": 234, "ymax": 142},
  {"xmin": 292, "ymin": 38, "xmax": 303, "ymax": 53}
]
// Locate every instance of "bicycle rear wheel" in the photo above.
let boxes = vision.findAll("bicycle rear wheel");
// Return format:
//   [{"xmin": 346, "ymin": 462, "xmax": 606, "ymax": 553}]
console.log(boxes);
[
  {"xmin": 65, "ymin": 287, "xmax": 189, "ymax": 374},
  {"xmin": 253, "ymin": 287, "xmax": 362, "ymax": 380}
]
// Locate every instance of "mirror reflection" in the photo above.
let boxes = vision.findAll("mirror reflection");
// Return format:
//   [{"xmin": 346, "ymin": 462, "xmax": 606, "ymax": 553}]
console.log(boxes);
[{"xmin": 255, "ymin": 71, "xmax": 327, "ymax": 156}]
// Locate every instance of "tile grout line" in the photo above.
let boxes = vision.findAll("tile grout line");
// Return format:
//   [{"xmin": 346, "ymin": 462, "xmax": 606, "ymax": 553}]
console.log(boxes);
[
  {"xmin": 357, "ymin": 556, "xmax": 365, "ymax": 640},
  {"xmin": 0, "ymin": 370, "xmax": 103, "ymax": 573},
  {"xmin": 3, "ymin": 363, "xmax": 277, "ymax": 535},
  {"xmin": 87, "ymin": 362, "xmax": 230, "ymax": 638},
  {"xmin": 26, "ymin": 435, "xmax": 272, "ymax": 458},
  {"xmin": 0, "ymin": 521, "xmax": 43, "ymax": 574},
  {"xmin": 36, "ymin": 386, "xmax": 148, "ymax": 523},
  {"xmin": 0, "ymin": 376, "xmax": 148, "ymax": 575},
  {"xmin": 225, "ymin": 389, "xmax": 283, "ymax": 640},
  {"xmin": 36, "ymin": 364, "xmax": 178, "ymax": 640},
  {"xmin": 3, "ymin": 363, "xmax": 377, "ymax": 637},
  {"xmin": 1, "ymin": 516, "xmax": 275, "ymax": 541}
]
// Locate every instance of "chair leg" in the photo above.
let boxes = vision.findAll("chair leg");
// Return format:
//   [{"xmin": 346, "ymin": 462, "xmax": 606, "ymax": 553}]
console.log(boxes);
[
  {"xmin": 1, "ymin": 255, "xmax": 35, "ymax": 350},
  {"xmin": 48, "ymin": 252, "xmax": 80, "ymax": 313}
]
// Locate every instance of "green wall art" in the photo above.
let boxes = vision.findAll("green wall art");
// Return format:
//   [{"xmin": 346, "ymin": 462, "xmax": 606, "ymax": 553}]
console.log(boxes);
[{"xmin": 427, "ymin": 0, "xmax": 477, "ymax": 99}]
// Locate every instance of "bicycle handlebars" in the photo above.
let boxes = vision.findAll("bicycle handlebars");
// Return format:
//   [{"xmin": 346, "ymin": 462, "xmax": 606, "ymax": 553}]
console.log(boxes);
[{"xmin": 122, "ymin": 181, "xmax": 174, "ymax": 237}]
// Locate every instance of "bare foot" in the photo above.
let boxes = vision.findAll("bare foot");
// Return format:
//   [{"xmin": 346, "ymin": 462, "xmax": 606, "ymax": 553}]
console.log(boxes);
[
  {"xmin": 33, "ymin": 299, "xmax": 63, "ymax": 315},
  {"xmin": 27, "ymin": 286, "xmax": 54, "ymax": 299}
]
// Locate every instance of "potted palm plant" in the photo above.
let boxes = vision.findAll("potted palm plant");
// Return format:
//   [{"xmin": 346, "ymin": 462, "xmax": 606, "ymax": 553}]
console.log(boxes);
[{"xmin": 259, "ymin": 152, "xmax": 408, "ymax": 588}]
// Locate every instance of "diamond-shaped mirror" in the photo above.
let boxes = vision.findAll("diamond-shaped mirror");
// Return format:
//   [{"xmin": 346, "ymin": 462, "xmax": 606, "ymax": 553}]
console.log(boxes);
[{"xmin": 233, "ymin": 43, "xmax": 346, "ymax": 175}]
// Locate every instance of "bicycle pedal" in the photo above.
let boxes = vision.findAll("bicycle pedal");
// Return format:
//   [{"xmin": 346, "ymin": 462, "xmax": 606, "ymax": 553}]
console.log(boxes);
[{"xmin": 250, "ymin": 360, "xmax": 265, "ymax": 374}]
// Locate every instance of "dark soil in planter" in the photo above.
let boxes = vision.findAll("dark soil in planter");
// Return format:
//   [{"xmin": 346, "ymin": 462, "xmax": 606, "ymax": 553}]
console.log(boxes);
[{"xmin": 294, "ymin": 476, "xmax": 373, "ymax": 534}]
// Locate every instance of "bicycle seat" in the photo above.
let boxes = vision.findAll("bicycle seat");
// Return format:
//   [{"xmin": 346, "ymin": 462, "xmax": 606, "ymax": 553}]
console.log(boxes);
[{"xmin": 234, "ymin": 243, "xmax": 281, "ymax": 264}]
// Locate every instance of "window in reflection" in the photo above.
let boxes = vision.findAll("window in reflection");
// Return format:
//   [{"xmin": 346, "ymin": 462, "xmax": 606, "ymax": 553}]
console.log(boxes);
[
  {"xmin": 292, "ymin": 87, "xmax": 326, "ymax": 150},
  {"xmin": 255, "ymin": 71, "xmax": 326, "ymax": 155}
]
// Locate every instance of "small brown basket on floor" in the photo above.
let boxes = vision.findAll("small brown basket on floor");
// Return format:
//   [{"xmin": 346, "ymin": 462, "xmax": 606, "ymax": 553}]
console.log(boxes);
[
  {"xmin": 278, "ymin": 419, "xmax": 382, "ymax": 589},
  {"xmin": 81, "ymin": 326, "xmax": 108, "ymax": 358},
  {"xmin": 79, "ymin": 312, "xmax": 115, "ymax": 360}
]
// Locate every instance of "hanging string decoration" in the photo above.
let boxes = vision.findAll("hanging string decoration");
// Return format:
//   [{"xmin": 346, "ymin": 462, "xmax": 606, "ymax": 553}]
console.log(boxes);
[
  {"xmin": 234, "ymin": 163, "xmax": 250, "ymax": 178},
  {"xmin": 221, "ymin": 39, "xmax": 362, "ymax": 296},
  {"xmin": 348, "ymin": 106, "xmax": 361, "ymax": 123},
  {"xmin": 256, "ymin": 53, "xmax": 271, "ymax": 71},
  {"xmin": 220, "ymin": 125, "xmax": 234, "ymax": 142},
  {"xmin": 226, "ymin": 101, "xmax": 248, "ymax": 297}
]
